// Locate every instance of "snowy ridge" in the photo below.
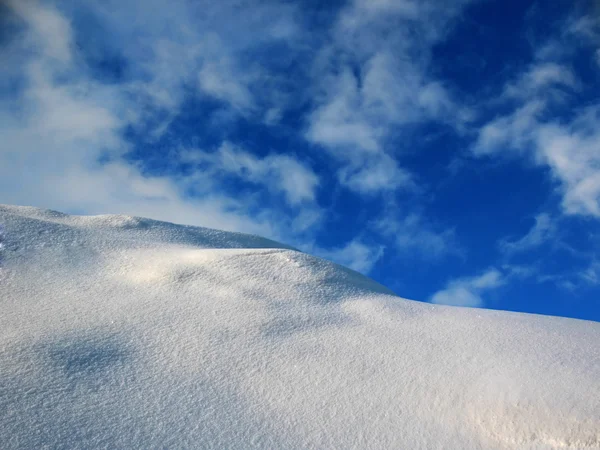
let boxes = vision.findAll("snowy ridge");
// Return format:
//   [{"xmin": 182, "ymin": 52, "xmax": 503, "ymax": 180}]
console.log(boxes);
[{"xmin": 1, "ymin": 205, "xmax": 599, "ymax": 449}]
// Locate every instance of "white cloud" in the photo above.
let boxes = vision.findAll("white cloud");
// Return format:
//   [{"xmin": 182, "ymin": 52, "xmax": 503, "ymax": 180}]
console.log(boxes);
[
  {"xmin": 536, "ymin": 114, "xmax": 600, "ymax": 216},
  {"xmin": 198, "ymin": 59, "xmax": 256, "ymax": 114},
  {"xmin": 431, "ymin": 268, "xmax": 505, "ymax": 307},
  {"xmin": 305, "ymin": 55, "xmax": 459, "ymax": 194},
  {"xmin": 307, "ymin": 68, "xmax": 381, "ymax": 153},
  {"xmin": 70, "ymin": 0, "xmax": 302, "ymax": 132},
  {"xmin": 471, "ymin": 8, "xmax": 600, "ymax": 219},
  {"xmin": 316, "ymin": 238, "xmax": 384, "ymax": 274},
  {"xmin": 45, "ymin": 163, "xmax": 282, "ymax": 236},
  {"xmin": 580, "ymin": 260, "xmax": 600, "ymax": 285},
  {"xmin": 376, "ymin": 213, "xmax": 460, "ymax": 260},
  {"xmin": 473, "ymin": 99, "xmax": 544, "ymax": 156},
  {"xmin": 567, "ymin": 14, "xmax": 600, "ymax": 42},
  {"xmin": 304, "ymin": 59, "xmax": 423, "ymax": 195},
  {"xmin": 342, "ymin": 0, "xmax": 421, "ymax": 21},
  {"xmin": 500, "ymin": 264, "xmax": 538, "ymax": 279},
  {"xmin": 473, "ymin": 40, "xmax": 600, "ymax": 217},
  {"xmin": 474, "ymin": 100, "xmax": 600, "ymax": 217},
  {"xmin": 503, "ymin": 63, "xmax": 579, "ymax": 99},
  {"xmin": 337, "ymin": 0, "xmax": 472, "ymax": 44},
  {"xmin": 181, "ymin": 142, "xmax": 319, "ymax": 207},
  {"xmin": 338, "ymin": 154, "xmax": 414, "ymax": 194},
  {"xmin": 25, "ymin": 64, "xmax": 121, "ymax": 143},
  {"xmin": 305, "ymin": 0, "xmax": 475, "ymax": 195},
  {"xmin": 7, "ymin": 0, "xmax": 73, "ymax": 64},
  {"xmin": 499, "ymin": 213, "xmax": 556, "ymax": 254}
]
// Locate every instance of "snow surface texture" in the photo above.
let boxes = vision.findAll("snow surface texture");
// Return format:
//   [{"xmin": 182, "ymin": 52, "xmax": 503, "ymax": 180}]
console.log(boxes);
[{"xmin": 1, "ymin": 204, "xmax": 599, "ymax": 449}]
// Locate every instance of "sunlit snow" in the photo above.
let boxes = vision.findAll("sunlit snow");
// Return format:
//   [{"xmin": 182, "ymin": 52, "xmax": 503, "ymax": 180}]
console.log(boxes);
[{"xmin": 1, "ymin": 204, "xmax": 599, "ymax": 449}]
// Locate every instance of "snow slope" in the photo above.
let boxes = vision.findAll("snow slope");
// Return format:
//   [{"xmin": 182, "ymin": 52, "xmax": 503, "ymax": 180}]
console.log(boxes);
[{"xmin": 1, "ymin": 204, "xmax": 599, "ymax": 449}]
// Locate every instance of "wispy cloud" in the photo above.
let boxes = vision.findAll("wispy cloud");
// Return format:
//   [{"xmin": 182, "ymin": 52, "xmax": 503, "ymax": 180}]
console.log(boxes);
[
  {"xmin": 502, "ymin": 63, "xmax": 579, "ymax": 100},
  {"xmin": 305, "ymin": 0, "xmax": 474, "ymax": 195},
  {"xmin": 581, "ymin": 260, "xmax": 600, "ymax": 286},
  {"xmin": 430, "ymin": 268, "xmax": 505, "ymax": 307},
  {"xmin": 180, "ymin": 142, "xmax": 320, "ymax": 208},
  {"xmin": 375, "ymin": 213, "xmax": 461, "ymax": 260},
  {"xmin": 7, "ymin": 0, "xmax": 73, "ymax": 63},
  {"xmin": 316, "ymin": 238, "xmax": 384, "ymax": 274},
  {"xmin": 198, "ymin": 60, "xmax": 256, "ymax": 114},
  {"xmin": 472, "ymin": 12, "xmax": 600, "ymax": 218},
  {"xmin": 474, "ymin": 100, "xmax": 600, "ymax": 217},
  {"xmin": 499, "ymin": 213, "xmax": 557, "ymax": 255}
]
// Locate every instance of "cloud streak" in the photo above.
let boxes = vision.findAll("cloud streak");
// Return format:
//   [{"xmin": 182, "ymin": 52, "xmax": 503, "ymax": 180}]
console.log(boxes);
[
  {"xmin": 316, "ymin": 238, "xmax": 384, "ymax": 274},
  {"xmin": 180, "ymin": 142, "xmax": 320, "ymax": 207},
  {"xmin": 499, "ymin": 213, "xmax": 556, "ymax": 255},
  {"xmin": 376, "ymin": 213, "xmax": 461, "ymax": 260},
  {"xmin": 430, "ymin": 268, "xmax": 505, "ymax": 307},
  {"xmin": 472, "ymin": 12, "xmax": 600, "ymax": 218},
  {"xmin": 305, "ymin": 0, "xmax": 475, "ymax": 195}
]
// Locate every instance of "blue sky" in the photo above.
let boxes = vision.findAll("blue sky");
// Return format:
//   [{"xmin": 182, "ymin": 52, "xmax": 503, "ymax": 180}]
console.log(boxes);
[{"xmin": 1, "ymin": 0, "xmax": 599, "ymax": 322}]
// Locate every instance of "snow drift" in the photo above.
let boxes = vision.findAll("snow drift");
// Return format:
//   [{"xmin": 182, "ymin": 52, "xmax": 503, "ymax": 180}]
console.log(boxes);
[{"xmin": 1, "ymin": 204, "xmax": 599, "ymax": 449}]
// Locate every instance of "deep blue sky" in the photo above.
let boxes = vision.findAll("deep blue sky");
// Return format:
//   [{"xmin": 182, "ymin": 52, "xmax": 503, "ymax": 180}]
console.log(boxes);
[{"xmin": 1, "ymin": 0, "xmax": 599, "ymax": 321}]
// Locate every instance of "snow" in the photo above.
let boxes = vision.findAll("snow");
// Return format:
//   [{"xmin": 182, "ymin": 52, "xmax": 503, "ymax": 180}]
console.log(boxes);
[{"xmin": 1, "ymin": 204, "xmax": 599, "ymax": 449}]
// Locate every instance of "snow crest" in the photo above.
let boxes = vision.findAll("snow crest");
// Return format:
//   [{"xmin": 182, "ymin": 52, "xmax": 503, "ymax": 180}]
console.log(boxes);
[{"xmin": 1, "ymin": 205, "xmax": 599, "ymax": 449}]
